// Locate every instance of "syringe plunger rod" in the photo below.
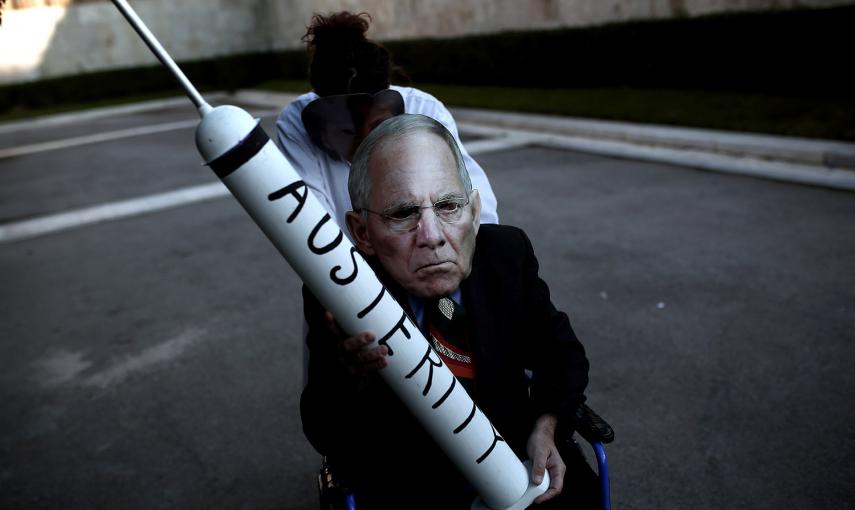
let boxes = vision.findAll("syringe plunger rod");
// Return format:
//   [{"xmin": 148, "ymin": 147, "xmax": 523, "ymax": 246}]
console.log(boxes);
[{"xmin": 110, "ymin": 0, "xmax": 210, "ymax": 115}]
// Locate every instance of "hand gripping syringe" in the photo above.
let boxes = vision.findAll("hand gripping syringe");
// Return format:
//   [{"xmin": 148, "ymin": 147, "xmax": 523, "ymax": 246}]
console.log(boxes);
[{"xmin": 109, "ymin": 1, "xmax": 548, "ymax": 508}]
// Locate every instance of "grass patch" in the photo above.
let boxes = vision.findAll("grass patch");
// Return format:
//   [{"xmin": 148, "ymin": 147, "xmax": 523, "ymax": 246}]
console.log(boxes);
[
  {"xmin": 0, "ymin": 81, "xmax": 308, "ymax": 124},
  {"xmin": 254, "ymin": 79, "xmax": 311, "ymax": 94},
  {"xmin": 4, "ymin": 80, "xmax": 852, "ymax": 143}
]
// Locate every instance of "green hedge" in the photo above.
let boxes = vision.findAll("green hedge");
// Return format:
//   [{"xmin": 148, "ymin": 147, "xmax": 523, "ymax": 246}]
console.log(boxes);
[
  {"xmin": 1, "ymin": 5, "xmax": 852, "ymax": 115},
  {"xmin": 0, "ymin": 50, "xmax": 306, "ymax": 114},
  {"xmin": 385, "ymin": 5, "xmax": 854, "ymax": 96}
]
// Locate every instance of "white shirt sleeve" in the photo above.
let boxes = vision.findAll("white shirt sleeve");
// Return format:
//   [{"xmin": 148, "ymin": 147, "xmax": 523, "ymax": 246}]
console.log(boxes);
[
  {"xmin": 395, "ymin": 86, "xmax": 500, "ymax": 225},
  {"xmin": 275, "ymin": 96, "xmax": 338, "ymax": 219}
]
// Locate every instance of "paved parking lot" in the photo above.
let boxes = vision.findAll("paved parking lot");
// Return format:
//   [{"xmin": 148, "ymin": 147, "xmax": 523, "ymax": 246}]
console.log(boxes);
[{"xmin": 1, "ymin": 98, "xmax": 854, "ymax": 509}]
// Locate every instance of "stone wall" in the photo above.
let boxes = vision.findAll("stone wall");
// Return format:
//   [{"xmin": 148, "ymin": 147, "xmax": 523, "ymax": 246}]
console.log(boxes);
[
  {"xmin": 1, "ymin": 0, "xmax": 852, "ymax": 85},
  {"xmin": 0, "ymin": 0, "xmax": 277, "ymax": 84}
]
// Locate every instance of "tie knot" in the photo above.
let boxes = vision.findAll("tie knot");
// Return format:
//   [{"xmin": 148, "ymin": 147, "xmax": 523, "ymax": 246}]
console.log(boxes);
[
  {"xmin": 431, "ymin": 296, "xmax": 466, "ymax": 325},
  {"xmin": 438, "ymin": 297, "xmax": 455, "ymax": 321}
]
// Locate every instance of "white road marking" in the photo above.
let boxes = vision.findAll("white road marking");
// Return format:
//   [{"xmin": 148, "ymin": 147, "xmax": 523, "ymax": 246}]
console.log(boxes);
[
  {"xmin": 34, "ymin": 349, "xmax": 93, "ymax": 386},
  {"xmin": 0, "ymin": 128, "xmax": 528, "ymax": 244},
  {"xmin": 0, "ymin": 119, "xmax": 198, "ymax": 159},
  {"xmin": 0, "ymin": 99, "xmax": 525, "ymax": 245},
  {"xmin": 0, "ymin": 95, "xmax": 220, "ymax": 135},
  {"xmin": 0, "ymin": 108, "xmax": 279, "ymax": 159},
  {"xmin": 5, "ymin": 97, "xmax": 851, "ymax": 247},
  {"xmin": 0, "ymin": 182, "xmax": 229, "ymax": 243},
  {"xmin": 5, "ymin": 120, "xmax": 850, "ymax": 245},
  {"xmin": 34, "ymin": 328, "xmax": 206, "ymax": 389},
  {"xmin": 82, "ymin": 328, "xmax": 204, "ymax": 389}
]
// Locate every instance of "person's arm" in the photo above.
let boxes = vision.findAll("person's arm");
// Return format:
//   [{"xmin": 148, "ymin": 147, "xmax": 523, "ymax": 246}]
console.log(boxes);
[
  {"xmin": 402, "ymin": 88, "xmax": 500, "ymax": 224},
  {"xmin": 319, "ymin": 310, "xmax": 389, "ymax": 375},
  {"xmin": 527, "ymin": 413, "xmax": 566, "ymax": 504},
  {"xmin": 299, "ymin": 285, "xmax": 387, "ymax": 455},
  {"xmin": 509, "ymin": 227, "xmax": 588, "ymax": 503},
  {"xmin": 519, "ymin": 228, "xmax": 590, "ymax": 420},
  {"xmin": 274, "ymin": 101, "xmax": 338, "ymax": 217},
  {"xmin": 437, "ymin": 104, "xmax": 500, "ymax": 225}
]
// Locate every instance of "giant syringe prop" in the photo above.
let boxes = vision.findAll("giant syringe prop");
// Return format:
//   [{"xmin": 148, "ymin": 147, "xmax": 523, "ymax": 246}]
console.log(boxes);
[{"xmin": 110, "ymin": 1, "xmax": 547, "ymax": 508}]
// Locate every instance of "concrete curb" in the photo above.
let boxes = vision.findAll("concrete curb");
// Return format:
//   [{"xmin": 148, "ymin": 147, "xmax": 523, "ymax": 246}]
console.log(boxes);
[
  {"xmin": 456, "ymin": 123, "xmax": 855, "ymax": 192},
  {"xmin": 448, "ymin": 108, "xmax": 855, "ymax": 171}
]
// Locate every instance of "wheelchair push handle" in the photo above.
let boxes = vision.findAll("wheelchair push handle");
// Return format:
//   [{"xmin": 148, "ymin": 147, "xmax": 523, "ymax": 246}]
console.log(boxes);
[{"xmin": 571, "ymin": 404, "xmax": 615, "ymax": 445}]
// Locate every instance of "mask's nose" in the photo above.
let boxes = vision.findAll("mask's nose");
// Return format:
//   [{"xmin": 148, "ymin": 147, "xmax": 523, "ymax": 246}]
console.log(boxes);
[{"xmin": 415, "ymin": 208, "xmax": 446, "ymax": 250}]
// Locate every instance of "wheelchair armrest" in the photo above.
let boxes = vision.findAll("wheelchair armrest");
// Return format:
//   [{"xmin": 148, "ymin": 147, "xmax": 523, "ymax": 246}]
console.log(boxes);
[{"xmin": 570, "ymin": 403, "xmax": 615, "ymax": 445}]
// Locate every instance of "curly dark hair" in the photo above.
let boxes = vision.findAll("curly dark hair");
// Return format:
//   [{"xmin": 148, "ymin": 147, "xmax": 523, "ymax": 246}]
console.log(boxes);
[{"xmin": 303, "ymin": 11, "xmax": 391, "ymax": 97}]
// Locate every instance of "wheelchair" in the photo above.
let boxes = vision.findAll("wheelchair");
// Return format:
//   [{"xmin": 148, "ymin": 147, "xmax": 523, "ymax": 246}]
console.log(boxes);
[{"xmin": 316, "ymin": 403, "xmax": 614, "ymax": 510}]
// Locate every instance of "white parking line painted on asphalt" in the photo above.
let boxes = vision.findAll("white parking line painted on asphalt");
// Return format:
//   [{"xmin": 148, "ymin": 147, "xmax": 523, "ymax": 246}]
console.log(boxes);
[
  {"xmin": 4, "ymin": 120, "xmax": 854, "ymax": 245},
  {"xmin": 0, "ymin": 120, "xmax": 197, "ymax": 159},
  {"xmin": 33, "ymin": 327, "xmax": 206, "ymax": 389},
  {"xmin": 0, "ymin": 96, "xmax": 218, "ymax": 135},
  {"xmin": 0, "ymin": 182, "xmax": 228, "ymax": 243},
  {"xmin": 0, "ymin": 131, "xmax": 527, "ymax": 243},
  {"xmin": 0, "ymin": 109, "xmax": 279, "ymax": 159}
]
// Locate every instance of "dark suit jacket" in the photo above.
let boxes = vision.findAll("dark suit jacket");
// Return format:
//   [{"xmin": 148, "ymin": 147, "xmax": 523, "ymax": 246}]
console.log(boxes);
[{"xmin": 300, "ymin": 224, "xmax": 589, "ymax": 508}]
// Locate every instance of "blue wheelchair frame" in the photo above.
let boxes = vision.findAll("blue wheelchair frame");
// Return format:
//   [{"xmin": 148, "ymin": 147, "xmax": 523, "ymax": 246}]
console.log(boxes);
[{"xmin": 592, "ymin": 441, "xmax": 611, "ymax": 510}]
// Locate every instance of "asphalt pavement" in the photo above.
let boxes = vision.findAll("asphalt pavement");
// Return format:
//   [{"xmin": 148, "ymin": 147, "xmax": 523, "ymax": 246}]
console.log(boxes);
[{"xmin": 1, "ymin": 97, "xmax": 854, "ymax": 509}]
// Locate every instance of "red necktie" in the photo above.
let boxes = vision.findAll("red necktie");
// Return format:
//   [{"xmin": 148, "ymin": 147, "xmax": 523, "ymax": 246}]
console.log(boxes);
[{"xmin": 427, "ymin": 297, "xmax": 475, "ymax": 380}]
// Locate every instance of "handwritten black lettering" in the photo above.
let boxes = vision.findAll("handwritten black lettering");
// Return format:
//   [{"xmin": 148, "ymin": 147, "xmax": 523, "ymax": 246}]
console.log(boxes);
[
  {"xmin": 432, "ymin": 377, "xmax": 456, "ymax": 409},
  {"xmin": 476, "ymin": 424, "xmax": 506, "ymax": 464},
  {"xmin": 375, "ymin": 311, "xmax": 411, "ymax": 356},
  {"xmin": 405, "ymin": 344, "xmax": 443, "ymax": 396},
  {"xmin": 307, "ymin": 213, "xmax": 343, "ymax": 255},
  {"xmin": 267, "ymin": 180, "xmax": 307, "ymax": 223},
  {"xmin": 357, "ymin": 286, "xmax": 386, "ymax": 319},
  {"xmin": 454, "ymin": 401, "xmax": 477, "ymax": 434},
  {"xmin": 330, "ymin": 246, "xmax": 359, "ymax": 285}
]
